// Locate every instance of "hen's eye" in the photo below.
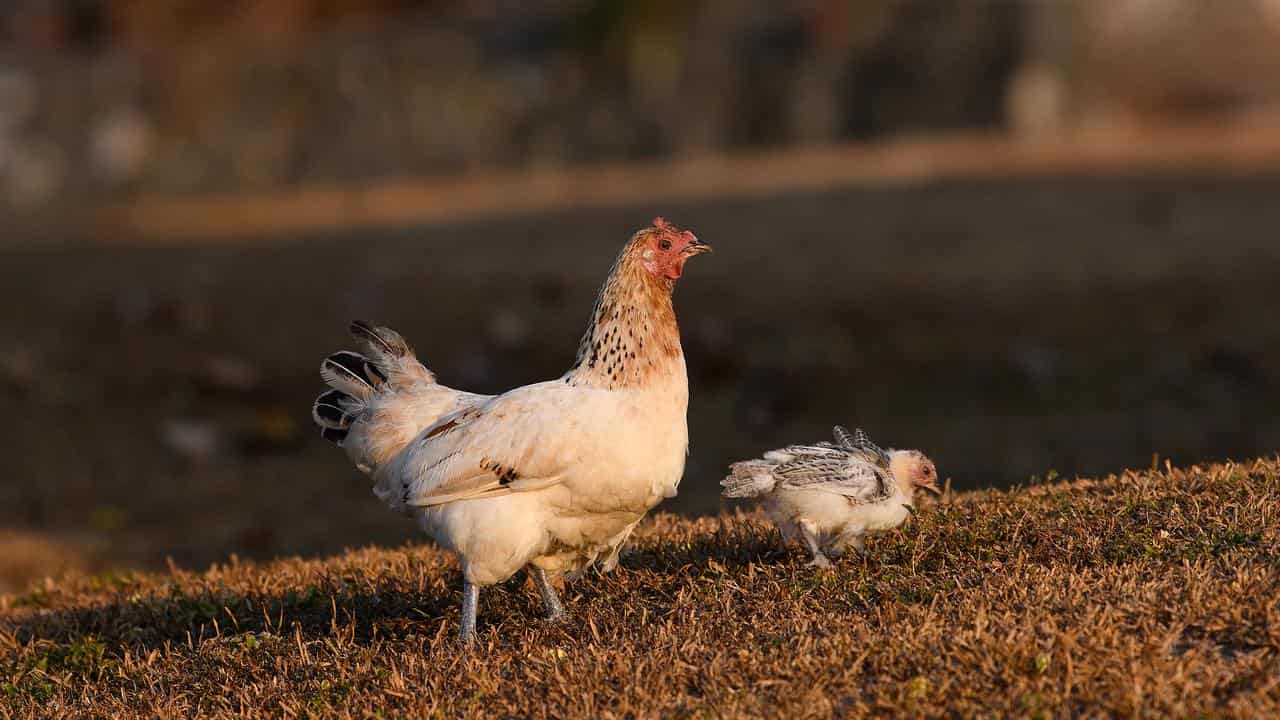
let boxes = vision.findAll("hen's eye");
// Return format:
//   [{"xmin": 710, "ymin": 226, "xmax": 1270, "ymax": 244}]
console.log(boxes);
[{"xmin": 659, "ymin": 239, "xmax": 671, "ymax": 250}]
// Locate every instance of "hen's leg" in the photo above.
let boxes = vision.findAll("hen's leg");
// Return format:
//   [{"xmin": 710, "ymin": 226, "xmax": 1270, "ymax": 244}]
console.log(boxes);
[
  {"xmin": 459, "ymin": 580, "xmax": 479, "ymax": 646},
  {"xmin": 530, "ymin": 566, "xmax": 566, "ymax": 621},
  {"xmin": 798, "ymin": 519, "xmax": 832, "ymax": 568}
]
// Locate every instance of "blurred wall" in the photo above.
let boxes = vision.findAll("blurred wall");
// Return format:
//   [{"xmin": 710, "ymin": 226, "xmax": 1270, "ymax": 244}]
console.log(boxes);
[
  {"xmin": 2, "ymin": 1, "xmax": 1280, "ymax": 211},
  {"xmin": 4, "ymin": 0, "xmax": 1020, "ymax": 211}
]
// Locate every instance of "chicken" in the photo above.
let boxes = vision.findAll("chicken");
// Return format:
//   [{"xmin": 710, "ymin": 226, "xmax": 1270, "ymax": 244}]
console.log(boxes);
[
  {"xmin": 311, "ymin": 218, "xmax": 711, "ymax": 644},
  {"xmin": 721, "ymin": 426, "xmax": 939, "ymax": 567}
]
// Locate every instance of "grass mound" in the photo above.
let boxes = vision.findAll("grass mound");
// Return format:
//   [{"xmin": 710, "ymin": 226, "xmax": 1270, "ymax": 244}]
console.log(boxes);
[{"xmin": 3, "ymin": 460, "xmax": 1278, "ymax": 717}]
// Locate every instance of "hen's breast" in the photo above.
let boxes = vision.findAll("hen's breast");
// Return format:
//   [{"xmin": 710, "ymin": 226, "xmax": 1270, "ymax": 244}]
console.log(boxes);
[
  {"xmin": 548, "ymin": 368, "xmax": 689, "ymax": 544},
  {"xmin": 616, "ymin": 367, "xmax": 690, "ymax": 503}
]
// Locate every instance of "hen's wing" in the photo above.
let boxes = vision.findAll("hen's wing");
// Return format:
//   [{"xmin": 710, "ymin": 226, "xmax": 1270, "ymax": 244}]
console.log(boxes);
[
  {"xmin": 373, "ymin": 381, "xmax": 596, "ymax": 511},
  {"xmin": 346, "ymin": 384, "xmax": 489, "ymax": 473},
  {"xmin": 770, "ymin": 444, "xmax": 892, "ymax": 503}
]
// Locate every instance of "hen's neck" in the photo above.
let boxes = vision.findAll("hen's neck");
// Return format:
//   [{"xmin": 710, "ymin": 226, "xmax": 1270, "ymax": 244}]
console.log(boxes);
[{"xmin": 563, "ymin": 253, "xmax": 684, "ymax": 390}]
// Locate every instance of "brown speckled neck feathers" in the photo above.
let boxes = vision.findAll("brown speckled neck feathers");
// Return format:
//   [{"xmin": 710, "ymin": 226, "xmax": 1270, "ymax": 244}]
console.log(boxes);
[{"xmin": 563, "ymin": 248, "xmax": 682, "ymax": 389}]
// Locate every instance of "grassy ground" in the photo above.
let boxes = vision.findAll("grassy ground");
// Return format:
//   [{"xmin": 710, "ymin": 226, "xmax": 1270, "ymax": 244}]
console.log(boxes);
[{"xmin": 2, "ymin": 459, "xmax": 1277, "ymax": 718}]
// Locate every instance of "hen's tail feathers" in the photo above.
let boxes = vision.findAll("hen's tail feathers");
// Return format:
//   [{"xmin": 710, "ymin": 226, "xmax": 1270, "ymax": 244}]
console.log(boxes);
[
  {"xmin": 315, "ymin": 352, "xmax": 379, "ymax": 447},
  {"xmin": 349, "ymin": 321, "xmax": 435, "ymax": 385},
  {"xmin": 320, "ymin": 351, "xmax": 386, "ymax": 399},
  {"xmin": 721, "ymin": 460, "xmax": 778, "ymax": 498},
  {"xmin": 314, "ymin": 321, "xmax": 435, "ymax": 447},
  {"xmin": 312, "ymin": 389, "xmax": 360, "ymax": 445}
]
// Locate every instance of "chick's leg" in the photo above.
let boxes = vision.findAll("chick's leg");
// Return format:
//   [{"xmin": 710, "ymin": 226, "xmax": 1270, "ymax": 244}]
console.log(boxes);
[
  {"xmin": 459, "ymin": 580, "xmax": 479, "ymax": 646},
  {"xmin": 798, "ymin": 518, "xmax": 832, "ymax": 569},
  {"xmin": 828, "ymin": 529, "xmax": 866, "ymax": 559},
  {"xmin": 530, "ymin": 566, "xmax": 566, "ymax": 621}
]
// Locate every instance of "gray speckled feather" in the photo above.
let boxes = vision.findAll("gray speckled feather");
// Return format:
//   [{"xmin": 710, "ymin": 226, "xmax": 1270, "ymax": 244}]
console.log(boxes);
[{"xmin": 721, "ymin": 426, "xmax": 894, "ymax": 503}]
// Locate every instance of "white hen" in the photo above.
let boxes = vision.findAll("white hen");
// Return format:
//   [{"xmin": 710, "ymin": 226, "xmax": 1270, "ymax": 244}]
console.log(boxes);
[
  {"xmin": 721, "ymin": 426, "xmax": 939, "ymax": 567},
  {"xmin": 312, "ymin": 218, "xmax": 710, "ymax": 643}
]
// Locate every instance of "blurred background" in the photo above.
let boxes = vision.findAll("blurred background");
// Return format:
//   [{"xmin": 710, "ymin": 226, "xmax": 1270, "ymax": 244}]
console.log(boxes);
[{"xmin": 2, "ymin": 0, "xmax": 1280, "ymax": 592}]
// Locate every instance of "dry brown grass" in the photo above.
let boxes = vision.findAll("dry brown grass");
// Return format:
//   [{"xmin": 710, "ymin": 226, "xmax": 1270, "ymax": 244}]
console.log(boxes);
[{"xmin": 2, "ymin": 459, "xmax": 1278, "ymax": 718}]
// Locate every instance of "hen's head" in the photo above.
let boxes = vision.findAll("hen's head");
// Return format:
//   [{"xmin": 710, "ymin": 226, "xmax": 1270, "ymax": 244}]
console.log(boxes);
[
  {"xmin": 628, "ymin": 217, "xmax": 711, "ymax": 282},
  {"xmin": 890, "ymin": 450, "xmax": 940, "ymax": 497}
]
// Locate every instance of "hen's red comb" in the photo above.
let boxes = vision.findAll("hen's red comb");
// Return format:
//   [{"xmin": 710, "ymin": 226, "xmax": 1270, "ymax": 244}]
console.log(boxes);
[{"xmin": 652, "ymin": 216, "xmax": 674, "ymax": 230}]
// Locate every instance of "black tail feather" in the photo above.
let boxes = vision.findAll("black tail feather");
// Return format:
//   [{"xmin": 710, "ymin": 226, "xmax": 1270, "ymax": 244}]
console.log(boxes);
[
  {"xmin": 363, "ymin": 359, "xmax": 386, "ymax": 385},
  {"xmin": 316, "ymin": 388, "xmax": 351, "ymax": 407},
  {"xmin": 313, "ymin": 390, "xmax": 353, "ymax": 428},
  {"xmin": 320, "ymin": 350, "xmax": 387, "ymax": 395},
  {"xmin": 313, "ymin": 388, "xmax": 359, "ymax": 446},
  {"xmin": 350, "ymin": 320, "xmax": 410, "ymax": 359},
  {"xmin": 320, "ymin": 427, "xmax": 348, "ymax": 445},
  {"xmin": 322, "ymin": 351, "xmax": 372, "ymax": 389},
  {"xmin": 316, "ymin": 321, "xmax": 416, "ymax": 450}
]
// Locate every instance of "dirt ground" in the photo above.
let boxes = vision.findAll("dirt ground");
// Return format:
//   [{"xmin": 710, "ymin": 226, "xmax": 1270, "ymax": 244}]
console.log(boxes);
[{"xmin": 2, "ymin": 171, "xmax": 1280, "ymax": 590}]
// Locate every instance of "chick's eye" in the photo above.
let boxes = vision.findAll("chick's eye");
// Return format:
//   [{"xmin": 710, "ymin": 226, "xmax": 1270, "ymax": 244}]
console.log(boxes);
[{"xmin": 659, "ymin": 238, "xmax": 671, "ymax": 251}]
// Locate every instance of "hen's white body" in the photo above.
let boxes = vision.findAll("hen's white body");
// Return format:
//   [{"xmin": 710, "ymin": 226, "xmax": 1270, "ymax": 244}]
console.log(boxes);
[
  {"xmin": 313, "ymin": 219, "xmax": 709, "ymax": 642},
  {"xmin": 373, "ymin": 371, "xmax": 688, "ymax": 584}
]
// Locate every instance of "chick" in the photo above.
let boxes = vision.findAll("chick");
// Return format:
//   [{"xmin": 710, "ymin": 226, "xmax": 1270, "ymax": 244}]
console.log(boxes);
[{"xmin": 722, "ymin": 426, "xmax": 939, "ymax": 567}]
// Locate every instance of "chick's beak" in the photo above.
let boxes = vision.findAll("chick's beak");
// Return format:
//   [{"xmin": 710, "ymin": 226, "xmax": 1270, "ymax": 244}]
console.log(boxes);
[{"xmin": 914, "ymin": 475, "xmax": 942, "ymax": 495}]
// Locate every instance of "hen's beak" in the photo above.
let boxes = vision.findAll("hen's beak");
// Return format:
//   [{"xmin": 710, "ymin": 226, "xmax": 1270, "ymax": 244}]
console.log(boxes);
[{"xmin": 683, "ymin": 235, "xmax": 713, "ymax": 256}]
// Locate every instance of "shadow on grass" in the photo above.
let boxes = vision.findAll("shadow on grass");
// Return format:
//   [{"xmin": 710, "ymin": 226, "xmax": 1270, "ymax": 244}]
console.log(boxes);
[
  {"xmin": 3, "ymin": 519, "xmax": 790, "ymax": 662},
  {"xmin": 6, "ymin": 582, "xmax": 453, "ymax": 656}
]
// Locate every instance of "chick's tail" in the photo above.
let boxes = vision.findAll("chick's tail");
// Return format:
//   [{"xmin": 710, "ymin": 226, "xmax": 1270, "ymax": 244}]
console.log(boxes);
[{"xmin": 720, "ymin": 459, "xmax": 778, "ymax": 498}]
